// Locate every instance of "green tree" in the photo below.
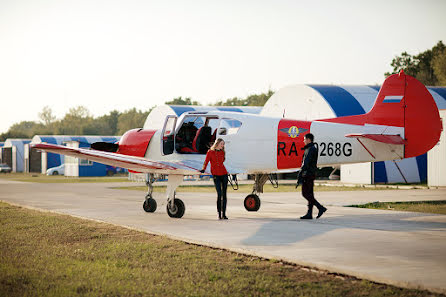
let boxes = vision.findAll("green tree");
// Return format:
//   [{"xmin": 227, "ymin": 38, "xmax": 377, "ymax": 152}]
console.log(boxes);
[
  {"xmin": 38, "ymin": 106, "xmax": 56, "ymax": 126},
  {"xmin": 117, "ymin": 108, "xmax": 151, "ymax": 134},
  {"xmin": 56, "ymin": 106, "xmax": 93, "ymax": 135},
  {"xmin": 1, "ymin": 121, "xmax": 44, "ymax": 139},
  {"xmin": 385, "ymin": 41, "xmax": 446, "ymax": 86},
  {"xmin": 214, "ymin": 89, "xmax": 274, "ymax": 106},
  {"xmin": 165, "ymin": 96, "xmax": 200, "ymax": 105},
  {"xmin": 88, "ymin": 110, "xmax": 121, "ymax": 135},
  {"xmin": 37, "ymin": 106, "xmax": 57, "ymax": 135},
  {"xmin": 433, "ymin": 48, "xmax": 446, "ymax": 85}
]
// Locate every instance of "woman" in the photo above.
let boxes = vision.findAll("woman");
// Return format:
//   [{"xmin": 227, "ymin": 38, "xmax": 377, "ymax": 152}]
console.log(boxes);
[{"xmin": 200, "ymin": 138, "xmax": 228, "ymax": 220}]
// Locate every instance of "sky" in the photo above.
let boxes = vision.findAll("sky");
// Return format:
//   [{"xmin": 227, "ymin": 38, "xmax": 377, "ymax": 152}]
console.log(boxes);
[{"xmin": 0, "ymin": 0, "xmax": 445, "ymax": 134}]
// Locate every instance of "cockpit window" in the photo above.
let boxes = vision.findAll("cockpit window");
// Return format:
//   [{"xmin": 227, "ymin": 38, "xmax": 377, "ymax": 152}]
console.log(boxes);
[
  {"xmin": 218, "ymin": 118, "xmax": 242, "ymax": 135},
  {"xmin": 176, "ymin": 115, "xmax": 219, "ymax": 154}
]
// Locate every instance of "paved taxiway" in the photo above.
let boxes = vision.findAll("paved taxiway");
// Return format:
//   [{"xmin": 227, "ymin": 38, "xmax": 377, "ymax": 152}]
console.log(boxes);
[{"xmin": 1, "ymin": 179, "xmax": 445, "ymax": 293}]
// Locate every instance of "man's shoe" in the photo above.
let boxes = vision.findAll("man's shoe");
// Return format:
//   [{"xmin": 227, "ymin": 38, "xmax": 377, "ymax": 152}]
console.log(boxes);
[
  {"xmin": 222, "ymin": 215, "xmax": 228, "ymax": 220},
  {"xmin": 300, "ymin": 213, "xmax": 313, "ymax": 220},
  {"xmin": 316, "ymin": 207, "xmax": 327, "ymax": 219}
]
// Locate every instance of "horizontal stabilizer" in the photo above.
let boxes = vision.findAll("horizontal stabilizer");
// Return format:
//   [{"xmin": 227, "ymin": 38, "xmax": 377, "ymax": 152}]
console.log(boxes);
[{"xmin": 345, "ymin": 134, "xmax": 407, "ymax": 145}]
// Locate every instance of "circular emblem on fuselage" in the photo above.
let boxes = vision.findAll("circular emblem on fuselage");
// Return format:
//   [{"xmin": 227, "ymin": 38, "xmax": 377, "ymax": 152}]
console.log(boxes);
[{"xmin": 288, "ymin": 126, "xmax": 299, "ymax": 138}]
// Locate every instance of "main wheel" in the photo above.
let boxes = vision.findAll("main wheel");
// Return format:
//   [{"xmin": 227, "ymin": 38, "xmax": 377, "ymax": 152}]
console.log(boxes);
[
  {"xmin": 166, "ymin": 198, "xmax": 185, "ymax": 218},
  {"xmin": 52, "ymin": 171, "xmax": 59, "ymax": 176},
  {"xmin": 244, "ymin": 194, "xmax": 261, "ymax": 211},
  {"xmin": 143, "ymin": 198, "xmax": 157, "ymax": 213}
]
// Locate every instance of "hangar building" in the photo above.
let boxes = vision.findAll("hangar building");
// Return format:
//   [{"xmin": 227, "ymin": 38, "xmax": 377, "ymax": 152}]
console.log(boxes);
[
  {"xmin": 428, "ymin": 109, "xmax": 446, "ymax": 186},
  {"xmin": 261, "ymin": 85, "xmax": 446, "ymax": 184},
  {"xmin": 0, "ymin": 142, "xmax": 4, "ymax": 161},
  {"xmin": 1, "ymin": 139, "xmax": 31, "ymax": 172},
  {"xmin": 29, "ymin": 135, "xmax": 120, "ymax": 176}
]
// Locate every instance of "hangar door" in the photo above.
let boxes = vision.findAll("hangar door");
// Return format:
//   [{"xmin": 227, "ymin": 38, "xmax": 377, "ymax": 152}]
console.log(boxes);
[
  {"xmin": 29, "ymin": 148, "xmax": 41, "ymax": 173},
  {"xmin": 2, "ymin": 147, "xmax": 12, "ymax": 168}
]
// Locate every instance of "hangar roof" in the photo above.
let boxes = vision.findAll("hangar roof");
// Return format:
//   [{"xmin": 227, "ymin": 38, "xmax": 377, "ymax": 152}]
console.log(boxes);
[
  {"xmin": 261, "ymin": 85, "xmax": 446, "ymax": 120},
  {"xmin": 3, "ymin": 139, "xmax": 31, "ymax": 147}
]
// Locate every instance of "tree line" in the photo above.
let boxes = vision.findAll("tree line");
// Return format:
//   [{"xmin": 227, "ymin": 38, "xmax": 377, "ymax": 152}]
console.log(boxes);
[
  {"xmin": 385, "ymin": 41, "xmax": 445, "ymax": 86},
  {"xmin": 0, "ymin": 107, "xmax": 151, "ymax": 141},
  {"xmin": 0, "ymin": 91, "xmax": 274, "ymax": 141},
  {"xmin": 1, "ymin": 40, "xmax": 444, "ymax": 141}
]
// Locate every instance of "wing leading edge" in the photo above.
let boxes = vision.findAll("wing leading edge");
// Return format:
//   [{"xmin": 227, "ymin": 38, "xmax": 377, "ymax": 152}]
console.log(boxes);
[{"xmin": 31, "ymin": 143, "xmax": 202, "ymax": 175}]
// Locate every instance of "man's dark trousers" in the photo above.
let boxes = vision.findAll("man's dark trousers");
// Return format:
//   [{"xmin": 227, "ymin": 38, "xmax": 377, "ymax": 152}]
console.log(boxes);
[{"xmin": 301, "ymin": 175, "xmax": 322, "ymax": 209}]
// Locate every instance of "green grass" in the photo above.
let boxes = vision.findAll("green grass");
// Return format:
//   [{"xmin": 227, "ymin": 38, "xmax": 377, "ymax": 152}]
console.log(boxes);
[
  {"xmin": 0, "ymin": 173, "xmax": 129, "ymax": 183},
  {"xmin": 115, "ymin": 183, "xmax": 398, "ymax": 193},
  {"xmin": 348, "ymin": 200, "xmax": 446, "ymax": 215},
  {"xmin": 0, "ymin": 202, "xmax": 440, "ymax": 297}
]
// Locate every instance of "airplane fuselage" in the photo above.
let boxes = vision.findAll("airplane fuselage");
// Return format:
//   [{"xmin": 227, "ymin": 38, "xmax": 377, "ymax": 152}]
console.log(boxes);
[{"xmin": 142, "ymin": 111, "xmax": 405, "ymax": 175}]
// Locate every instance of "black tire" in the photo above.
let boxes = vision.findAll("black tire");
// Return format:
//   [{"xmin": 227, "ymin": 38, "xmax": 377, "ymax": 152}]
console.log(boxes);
[
  {"xmin": 166, "ymin": 198, "xmax": 185, "ymax": 218},
  {"xmin": 52, "ymin": 171, "xmax": 59, "ymax": 176},
  {"xmin": 244, "ymin": 194, "xmax": 261, "ymax": 211},
  {"xmin": 143, "ymin": 198, "xmax": 157, "ymax": 213}
]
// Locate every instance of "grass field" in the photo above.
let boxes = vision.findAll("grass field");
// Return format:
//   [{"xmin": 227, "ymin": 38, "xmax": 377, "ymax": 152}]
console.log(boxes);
[
  {"xmin": 0, "ymin": 202, "xmax": 441, "ymax": 297},
  {"xmin": 349, "ymin": 200, "xmax": 446, "ymax": 215}
]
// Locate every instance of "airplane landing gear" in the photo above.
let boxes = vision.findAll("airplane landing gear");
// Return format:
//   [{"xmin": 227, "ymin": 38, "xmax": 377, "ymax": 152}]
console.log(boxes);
[
  {"xmin": 244, "ymin": 174, "xmax": 278, "ymax": 212},
  {"xmin": 166, "ymin": 174, "xmax": 185, "ymax": 218},
  {"xmin": 244, "ymin": 194, "xmax": 260, "ymax": 211},
  {"xmin": 167, "ymin": 198, "xmax": 185, "ymax": 218},
  {"xmin": 143, "ymin": 174, "xmax": 157, "ymax": 213},
  {"xmin": 143, "ymin": 195, "xmax": 157, "ymax": 212}
]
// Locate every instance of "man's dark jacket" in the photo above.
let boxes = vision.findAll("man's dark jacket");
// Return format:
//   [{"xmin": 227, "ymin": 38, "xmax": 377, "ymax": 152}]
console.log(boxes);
[{"xmin": 300, "ymin": 142, "xmax": 318, "ymax": 178}]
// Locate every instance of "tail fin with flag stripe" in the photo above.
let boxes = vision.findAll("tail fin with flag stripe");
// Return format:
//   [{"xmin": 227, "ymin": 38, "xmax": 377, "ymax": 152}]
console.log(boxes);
[{"xmin": 318, "ymin": 70, "xmax": 442, "ymax": 158}]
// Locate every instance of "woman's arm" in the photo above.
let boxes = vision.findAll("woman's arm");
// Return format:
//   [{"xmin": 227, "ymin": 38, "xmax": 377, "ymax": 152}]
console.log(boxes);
[{"xmin": 201, "ymin": 150, "xmax": 211, "ymax": 172}]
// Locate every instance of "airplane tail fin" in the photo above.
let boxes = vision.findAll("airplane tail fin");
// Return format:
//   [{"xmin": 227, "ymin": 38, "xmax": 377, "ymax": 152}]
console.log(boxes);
[
  {"xmin": 320, "ymin": 70, "xmax": 442, "ymax": 158},
  {"xmin": 370, "ymin": 70, "xmax": 442, "ymax": 158}
]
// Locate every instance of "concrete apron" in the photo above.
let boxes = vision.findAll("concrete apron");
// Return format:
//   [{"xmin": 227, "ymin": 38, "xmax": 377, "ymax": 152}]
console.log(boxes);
[{"xmin": 1, "ymin": 180, "xmax": 446, "ymax": 294}]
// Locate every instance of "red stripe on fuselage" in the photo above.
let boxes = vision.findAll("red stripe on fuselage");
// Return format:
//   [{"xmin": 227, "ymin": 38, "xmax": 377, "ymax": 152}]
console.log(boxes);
[{"xmin": 277, "ymin": 119, "xmax": 312, "ymax": 170}]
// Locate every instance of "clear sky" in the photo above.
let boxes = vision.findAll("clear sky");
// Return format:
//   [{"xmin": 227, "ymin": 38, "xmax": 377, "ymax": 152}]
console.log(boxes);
[{"xmin": 0, "ymin": 0, "xmax": 445, "ymax": 134}]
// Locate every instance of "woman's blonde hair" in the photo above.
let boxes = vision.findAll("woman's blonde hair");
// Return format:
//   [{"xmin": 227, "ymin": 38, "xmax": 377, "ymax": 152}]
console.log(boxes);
[{"xmin": 210, "ymin": 138, "xmax": 225, "ymax": 152}]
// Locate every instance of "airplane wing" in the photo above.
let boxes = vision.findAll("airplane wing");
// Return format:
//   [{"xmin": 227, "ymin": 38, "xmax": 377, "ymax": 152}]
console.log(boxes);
[
  {"xmin": 32, "ymin": 143, "xmax": 211, "ymax": 175},
  {"xmin": 345, "ymin": 134, "xmax": 407, "ymax": 145}
]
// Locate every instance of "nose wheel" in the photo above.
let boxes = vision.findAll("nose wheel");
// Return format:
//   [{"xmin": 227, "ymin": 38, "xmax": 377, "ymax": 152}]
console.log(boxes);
[{"xmin": 244, "ymin": 194, "xmax": 261, "ymax": 211}]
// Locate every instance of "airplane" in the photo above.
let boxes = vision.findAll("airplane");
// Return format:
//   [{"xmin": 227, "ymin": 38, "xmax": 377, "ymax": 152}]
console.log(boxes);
[{"xmin": 32, "ymin": 70, "xmax": 442, "ymax": 218}]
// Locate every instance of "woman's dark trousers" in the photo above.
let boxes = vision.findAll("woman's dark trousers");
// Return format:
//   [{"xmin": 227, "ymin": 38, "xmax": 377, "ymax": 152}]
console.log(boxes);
[{"xmin": 213, "ymin": 175, "xmax": 228, "ymax": 217}]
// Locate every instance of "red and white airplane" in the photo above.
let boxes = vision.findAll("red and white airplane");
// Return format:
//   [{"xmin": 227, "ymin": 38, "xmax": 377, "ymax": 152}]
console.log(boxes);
[{"xmin": 33, "ymin": 71, "xmax": 442, "ymax": 218}]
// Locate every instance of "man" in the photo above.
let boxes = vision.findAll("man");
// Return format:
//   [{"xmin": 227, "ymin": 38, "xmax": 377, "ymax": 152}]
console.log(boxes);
[{"xmin": 297, "ymin": 133, "xmax": 327, "ymax": 219}]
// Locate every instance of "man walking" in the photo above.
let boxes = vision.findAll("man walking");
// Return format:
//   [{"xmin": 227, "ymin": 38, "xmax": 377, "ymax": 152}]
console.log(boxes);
[{"xmin": 298, "ymin": 133, "xmax": 327, "ymax": 219}]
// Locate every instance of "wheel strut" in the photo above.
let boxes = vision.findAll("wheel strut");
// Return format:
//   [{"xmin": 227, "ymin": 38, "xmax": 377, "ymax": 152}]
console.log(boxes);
[{"xmin": 143, "ymin": 174, "xmax": 157, "ymax": 213}]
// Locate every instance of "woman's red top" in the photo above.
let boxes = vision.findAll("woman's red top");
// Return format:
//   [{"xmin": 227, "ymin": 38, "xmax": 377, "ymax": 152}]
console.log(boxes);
[{"xmin": 203, "ymin": 149, "xmax": 228, "ymax": 176}]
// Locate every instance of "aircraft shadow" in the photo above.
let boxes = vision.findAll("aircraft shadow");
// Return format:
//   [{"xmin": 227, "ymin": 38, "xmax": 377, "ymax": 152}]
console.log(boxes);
[{"xmin": 240, "ymin": 212, "xmax": 446, "ymax": 246}]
